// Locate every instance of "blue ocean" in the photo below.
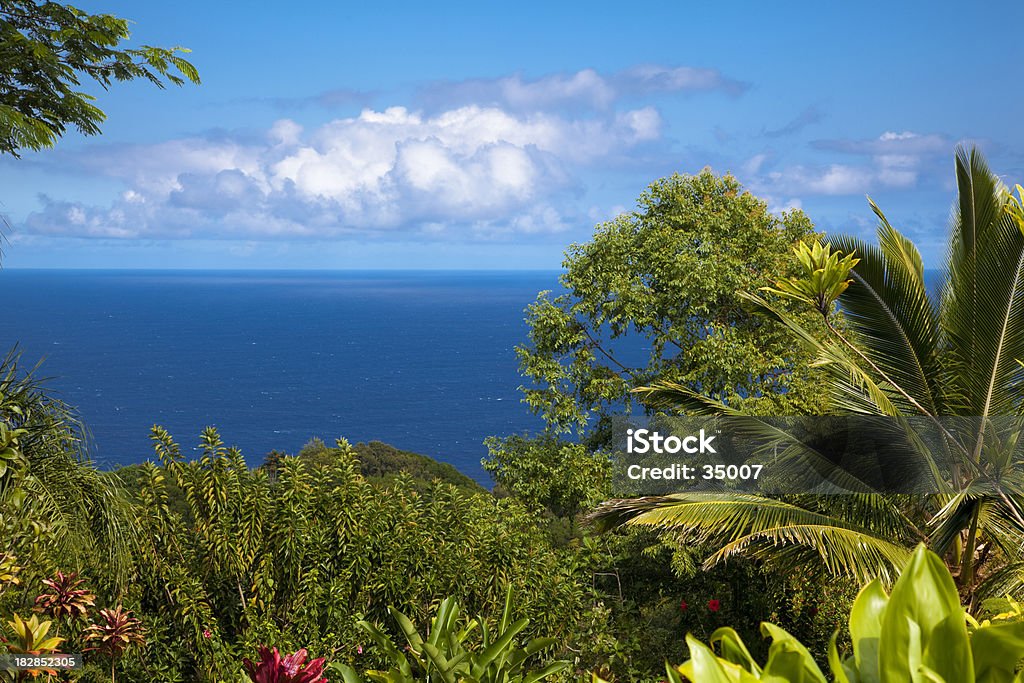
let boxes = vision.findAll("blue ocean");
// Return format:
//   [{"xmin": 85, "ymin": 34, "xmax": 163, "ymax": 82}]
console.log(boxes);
[{"xmin": 0, "ymin": 270, "xmax": 560, "ymax": 483}]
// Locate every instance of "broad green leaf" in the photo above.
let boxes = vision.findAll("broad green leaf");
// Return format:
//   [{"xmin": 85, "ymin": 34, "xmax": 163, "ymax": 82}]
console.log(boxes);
[
  {"xmin": 971, "ymin": 621, "xmax": 1024, "ymax": 683},
  {"xmin": 828, "ymin": 630, "xmax": 851, "ymax": 683},
  {"xmin": 685, "ymin": 634, "xmax": 742, "ymax": 683},
  {"xmin": 521, "ymin": 661, "xmax": 571, "ymax": 683},
  {"xmin": 922, "ymin": 612, "xmax": 974, "ymax": 683},
  {"xmin": 473, "ymin": 617, "xmax": 528, "ymax": 674},
  {"xmin": 850, "ymin": 579, "xmax": 889, "ymax": 682},
  {"xmin": 760, "ymin": 623, "xmax": 828, "ymax": 682},
  {"xmin": 710, "ymin": 627, "xmax": 762, "ymax": 675},
  {"xmin": 880, "ymin": 545, "xmax": 962, "ymax": 683},
  {"xmin": 389, "ymin": 607, "xmax": 425, "ymax": 651},
  {"xmin": 329, "ymin": 662, "xmax": 368, "ymax": 683}
]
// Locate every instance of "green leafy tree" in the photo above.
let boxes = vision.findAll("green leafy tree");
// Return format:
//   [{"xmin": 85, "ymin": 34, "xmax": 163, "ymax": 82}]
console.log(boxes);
[
  {"xmin": 517, "ymin": 169, "xmax": 831, "ymax": 435},
  {"xmin": 594, "ymin": 147, "xmax": 1024, "ymax": 605},
  {"xmin": 483, "ymin": 433, "xmax": 609, "ymax": 518},
  {"xmin": 0, "ymin": 0, "xmax": 200, "ymax": 157}
]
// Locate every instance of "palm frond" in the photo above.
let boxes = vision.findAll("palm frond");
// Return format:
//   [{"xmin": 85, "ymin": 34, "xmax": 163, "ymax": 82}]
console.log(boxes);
[
  {"xmin": 943, "ymin": 146, "xmax": 1024, "ymax": 420},
  {"xmin": 630, "ymin": 382, "xmax": 740, "ymax": 415},
  {"xmin": 828, "ymin": 206, "xmax": 942, "ymax": 415},
  {"xmin": 705, "ymin": 524, "xmax": 911, "ymax": 586},
  {"xmin": 589, "ymin": 493, "xmax": 913, "ymax": 585},
  {"xmin": 739, "ymin": 291, "xmax": 904, "ymax": 416}
]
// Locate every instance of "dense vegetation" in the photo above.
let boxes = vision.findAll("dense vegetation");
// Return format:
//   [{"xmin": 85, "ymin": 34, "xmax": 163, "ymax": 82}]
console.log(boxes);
[
  {"xmin": 0, "ymin": 167, "xmax": 866, "ymax": 680},
  {"xmin": 7, "ymin": 4, "xmax": 1024, "ymax": 682},
  {"xmin": 596, "ymin": 150, "xmax": 1024, "ymax": 608},
  {"xmin": 3, "ymin": 9, "xmax": 1024, "ymax": 669}
]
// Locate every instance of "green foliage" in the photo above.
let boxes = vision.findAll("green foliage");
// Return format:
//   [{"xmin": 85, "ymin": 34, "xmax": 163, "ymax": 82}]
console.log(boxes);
[
  {"xmin": 761, "ymin": 242, "xmax": 860, "ymax": 319},
  {"xmin": 0, "ymin": 0, "xmax": 200, "ymax": 156},
  {"xmin": 600, "ymin": 147, "xmax": 1024, "ymax": 603},
  {"xmin": 349, "ymin": 440, "xmax": 485, "ymax": 496},
  {"xmin": 516, "ymin": 169, "xmax": 830, "ymax": 433},
  {"xmin": 3, "ymin": 613, "xmax": 65, "ymax": 680},
  {"xmin": 672, "ymin": 544, "xmax": 1024, "ymax": 683},
  {"xmin": 0, "ymin": 349, "xmax": 136, "ymax": 592},
  {"xmin": 483, "ymin": 433, "xmax": 609, "ymax": 519},
  {"xmin": 331, "ymin": 588, "xmax": 569, "ymax": 683},
  {"xmin": 101, "ymin": 427, "xmax": 584, "ymax": 680}
]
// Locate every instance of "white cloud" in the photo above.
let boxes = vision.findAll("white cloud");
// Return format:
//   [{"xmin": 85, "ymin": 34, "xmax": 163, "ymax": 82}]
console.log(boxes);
[
  {"xmin": 418, "ymin": 64, "xmax": 746, "ymax": 112},
  {"xmin": 25, "ymin": 103, "xmax": 663, "ymax": 240},
  {"xmin": 753, "ymin": 130, "xmax": 951, "ymax": 196}
]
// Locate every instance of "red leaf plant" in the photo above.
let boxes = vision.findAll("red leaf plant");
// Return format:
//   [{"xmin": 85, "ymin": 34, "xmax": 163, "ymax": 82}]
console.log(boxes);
[
  {"xmin": 243, "ymin": 646, "xmax": 327, "ymax": 683},
  {"xmin": 34, "ymin": 571, "xmax": 96, "ymax": 620},
  {"xmin": 84, "ymin": 606, "xmax": 146, "ymax": 657}
]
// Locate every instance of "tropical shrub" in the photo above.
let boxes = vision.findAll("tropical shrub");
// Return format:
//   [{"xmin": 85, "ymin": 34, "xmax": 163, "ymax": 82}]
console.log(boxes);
[
  {"xmin": 330, "ymin": 588, "xmax": 569, "ymax": 683},
  {"xmin": 83, "ymin": 606, "xmax": 146, "ymax": 682},
  {"xmin": 671, "ymin": 544, "xmax": 1024, "ymax": 683},
  {"xmin": 107, "ymin": 427, "xmax": 587, "ymax": 680},
  {"xmin": 3, "ymin": 613, "xmax": 64, "ymax": 681},
  {"xmin": 34, "ymin": 570, "xmax": 95, "ymax": 621}
]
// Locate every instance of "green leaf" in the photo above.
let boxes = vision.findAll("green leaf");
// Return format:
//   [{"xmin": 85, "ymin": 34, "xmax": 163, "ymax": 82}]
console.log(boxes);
[
  {"xmin": 682, "ymin": 635, "xmax": 742, "ymax": 683},
  {"xmin": 828, "ymin": 631, "xmax": 852, "ymax": 683},
  {"xmin": 760, "ymin": 623, "xmax": 828, "ymax": 683},
  {"xmin": 971, "ymin": 621, "xmax": 1024, "ymax": 683},
  {"xmin": 922, "ymin": 612, "xmax": 974, "ymax": 683},
  {"xmin": 710, "ymin": 627, "xmax": 762, "ymax": 675},
  {"xmin": 521, "ymin": 661, "xmax": 571, "ymax": 683},
  {"xmin": 880, "ymin": 545, "xmax": 968, "ymax": 683},
  {"xmin": 849, "ymin": 579, "xmax": 889, "ymax": 682}
]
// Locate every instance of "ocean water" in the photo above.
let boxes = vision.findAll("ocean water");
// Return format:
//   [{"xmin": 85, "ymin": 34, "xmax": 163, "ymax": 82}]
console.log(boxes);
[
  {"xmin": 1, "ymin": 268, "xmax": 949, "ymax": 484},
  {"xmin": 0, "ymin": 270, "xmax": 560, "ymax": 483}
]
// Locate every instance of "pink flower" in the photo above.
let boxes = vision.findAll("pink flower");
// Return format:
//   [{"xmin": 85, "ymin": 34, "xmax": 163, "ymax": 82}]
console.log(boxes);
[
  {"xmin": 356, "ymin": 645, "xmax": 363, "ymax": 655},
  {"xmin": 203, "ymin": 629, "xmax": 212, "ymax": 639},
  {"xmin": 707, "ymin": 599, "xmax": 721, "ymax": 612}
]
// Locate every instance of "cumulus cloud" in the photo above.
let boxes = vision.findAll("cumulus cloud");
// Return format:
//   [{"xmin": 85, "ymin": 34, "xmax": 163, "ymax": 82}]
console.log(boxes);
[
  {"xmin": 762, "ymin": 164, "xmax": 876, "ymax": 195},
  {"xmin": 24, "ymin": 104, "xmax": 664, "ymax": 240},
  {"xmin": 418, "ymin": 64, "xmax": 746, "ymax": 112},
  {"xmin": 812, "ymin": 130, "xmax": 948, "ymax": 156},
  {"xmin": 753, "ymin": 131, "xmax": 951, "ymax": 196}
]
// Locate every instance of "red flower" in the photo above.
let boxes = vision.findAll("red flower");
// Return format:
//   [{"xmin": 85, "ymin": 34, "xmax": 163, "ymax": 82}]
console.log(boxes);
[
  {"xmin": 707, "ymin": 599, "xmax": 721, "ymax": 612},
  {"xmin": 203, "ymin": 629, "xmax": 212, "ymax": 639},
  {"xmin": 679, "ymin": 600, "xmax": 688, "ymax": 611}
]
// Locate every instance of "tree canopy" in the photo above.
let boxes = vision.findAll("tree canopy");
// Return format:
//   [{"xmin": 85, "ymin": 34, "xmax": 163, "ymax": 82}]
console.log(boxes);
[
  {"xmin": 516, "ymin": 169, "xmax": 831, "ymax": 434},
  {"xmin": 0, "ymin": 0, "xmax": 200, "ymax": 157}
]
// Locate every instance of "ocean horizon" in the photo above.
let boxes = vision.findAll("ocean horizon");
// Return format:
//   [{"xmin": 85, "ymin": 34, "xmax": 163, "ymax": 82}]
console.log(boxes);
[
  {"xmin": 1, "ymin": 269, "xmax": 564, "ymax": 483},
  {"xmin": 2, "ymin": 268, "xmax": 947, "ymax": 484}
]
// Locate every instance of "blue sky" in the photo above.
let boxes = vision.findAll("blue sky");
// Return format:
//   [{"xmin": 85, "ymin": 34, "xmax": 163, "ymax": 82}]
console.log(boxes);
[{"xmin": 3, "ymin": 1, "xmax": 1023, "ymax": 269}]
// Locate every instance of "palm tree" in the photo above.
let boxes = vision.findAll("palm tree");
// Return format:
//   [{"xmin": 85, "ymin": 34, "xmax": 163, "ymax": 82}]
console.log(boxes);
[
  {"xmin": 591, "ymin": 147, "xmax": 1024, "ymax": 605},
  {"xmin": 0, "ymin": 347, "xmax": 137, "ymax": 588}
]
